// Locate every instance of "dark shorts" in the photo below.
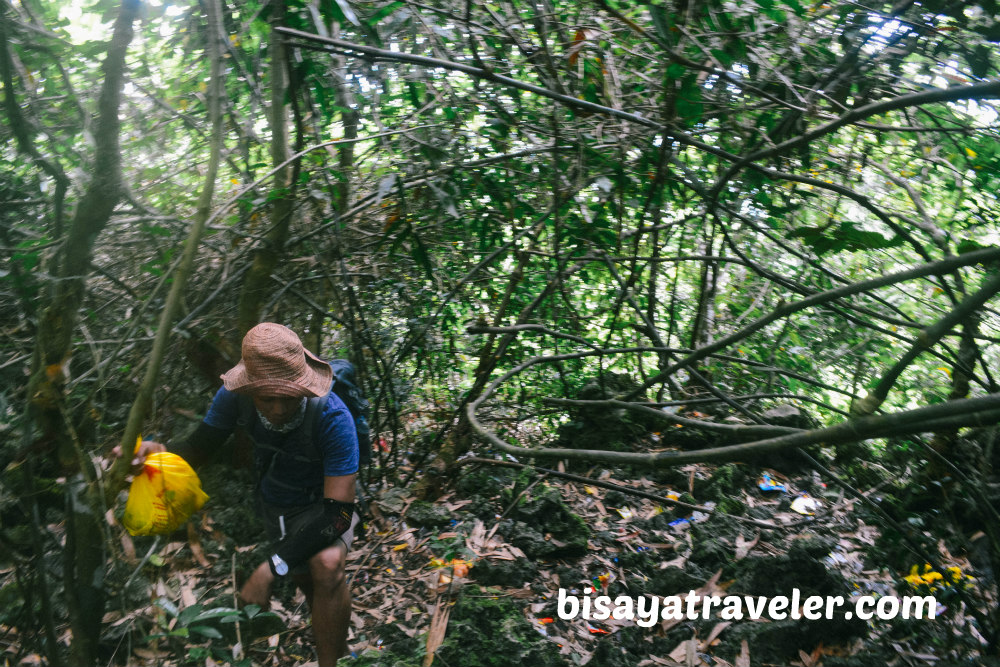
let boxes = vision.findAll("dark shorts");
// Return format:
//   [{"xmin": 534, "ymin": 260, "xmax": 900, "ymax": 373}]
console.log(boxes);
[{"xmin": 259, "ymin": 500, "xmax": 360, "ymax": 576}]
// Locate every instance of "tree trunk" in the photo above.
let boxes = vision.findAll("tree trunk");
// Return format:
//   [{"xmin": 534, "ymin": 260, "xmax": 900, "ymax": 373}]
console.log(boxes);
[
  {"xmin": 238, "ymin": 0, "xmax": 294, "ymax": 336},
  {"xmin": 22, "ymin": 1, "xmax": 140, "ymax": 663},
  {"xmin": 109, "ymin": 0, "xmax": 227, "ymax": 496},
  {"xmin": 64, "ymin": 475, "xmax": 107, "ymax": 666}
]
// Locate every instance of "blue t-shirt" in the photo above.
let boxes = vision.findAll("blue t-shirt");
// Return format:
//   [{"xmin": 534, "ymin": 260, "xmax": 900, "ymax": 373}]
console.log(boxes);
[{"xmin": 203, "ymin": 387, "xmax": 359, "ymax": 506}]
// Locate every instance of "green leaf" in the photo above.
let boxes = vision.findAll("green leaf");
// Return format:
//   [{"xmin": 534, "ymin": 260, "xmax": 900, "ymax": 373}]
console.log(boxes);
[
  {"xmin": 177, "ymin": 604, "xmax": 204, "ymax": 626},
  {"xmin": 192, "ymin": 607, "xmax": 241, "ymax": 623},
  {"xmin": 968, "ymin": 45, "xmax": 992, "ymax": 78},
  {"xmin": 710, "ymin": 49, "xmax": 732, "ymax": 67},
  {"xmin": 190, "ymin": 625, "xmax": 224, "ymax": 640},
  {"xmin": 367, "ymin": 0, "xmax": 404, "ymax": 25},
  {"xmin": 956, "ymin": 239, "xmax": 990, "ymax": 254},
  {"xmin": 778, "ymin": 0, "xmax": 806, "ymax": 17},
  {"xmin": 323, "ymin": 0, "xmax": 360, "ymax": 26},
  {"xmin": 649, "ymin": 6, "xmax": 674, "ymax": 43},
  {"xmin": 676, "ymin": 76, "xmax": 704, "ymax": 125}
]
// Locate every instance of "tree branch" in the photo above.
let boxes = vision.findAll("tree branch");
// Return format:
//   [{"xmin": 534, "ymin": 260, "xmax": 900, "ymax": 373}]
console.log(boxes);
[
  {"xmin": 469, "ymin": 390, "xmax": 1000, "ymax": 467},
  {"xmin": 853, "ymin": 269, "xmax": 1000, "ymax": 416},
  {"xmin": 629, "ymin": 247, "xmax": 1000, "ymax": 400}
]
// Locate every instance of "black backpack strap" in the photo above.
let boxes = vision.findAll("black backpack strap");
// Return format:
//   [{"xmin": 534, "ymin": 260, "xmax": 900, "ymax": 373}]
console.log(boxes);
[{"xmin": 304, "ymin": 395, "xmax": 325, "ymax": 462}]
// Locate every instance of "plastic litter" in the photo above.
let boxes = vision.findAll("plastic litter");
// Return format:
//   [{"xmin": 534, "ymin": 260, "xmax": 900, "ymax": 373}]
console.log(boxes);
[
  {"xmin": 587, "ymin": 623, "xmax": 610, "ymax": 635},
  {"xmin": 122, "ymin": 437, "xmax": 208, "ymax": 536},
  {"xmin": 592, "ymin": 572, "xmax": 614, "ymax": 589},
  {"xmin": 791, "ymin": 494, "xmax": 820, "ymax": 515},
  {"xmin": 757, "ymin": 472, "xmax": 787, "ymax": 493}
]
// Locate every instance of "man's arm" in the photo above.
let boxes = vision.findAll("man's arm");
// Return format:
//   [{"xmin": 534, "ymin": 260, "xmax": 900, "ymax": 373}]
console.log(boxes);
[
  {"xmin": 131, "ymin": 388, "xmax": 239, "ymax": 468},
  {"xmin": 324, "ymin": 473, "xmax": 356, "ymax": 503},
  {"xmin": 132, "ymin": 422, "xmax": 230, "ymax": 469},
  {"xmin": 168, "ymin": 422, "xmax": 231, "ymax": 468}
]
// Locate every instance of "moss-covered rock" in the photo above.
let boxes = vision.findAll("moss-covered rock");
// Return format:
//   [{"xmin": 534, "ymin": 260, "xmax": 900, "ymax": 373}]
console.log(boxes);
[
  {"xmin": 554, "ymin": 372, "xmax": 656, "ymax": 451},
  {"xmin": 501, "ymin": 485, "xmax": 590, "ymax": 558},
  {"xmin": 456, "ymin": 467, "xmax": 514, "ymax": 499},
  {"xmin": 648, "ymin": 567, "xmax": 704, "ymax": 596},
  {"xmin": 720, "ymin": 619, "xmax": 828, "ymax": 665},
  {"xmin": 433, "ymin": 589, "xmax": 562, "ymax": 667},
  {"xmin": 348, "ymin": 621, "xmax": 424, "ymax": 667},
  {"xmin": 700, "ymin": 463, "xmax": 748, "ymax": 502},
  {"xmin": 715, "ymin": 497, "xmax": 745, "ymax": 516},
  {"xmin": 688, "ymin": 535, "xmax": 732, "ymax": 572},
  {"xmin": 726, "ymin": 545, "xmax": 845, "ymax": 598},
  {"xmin": 376, "ymin": 486, "xmax": 409, "ymax": 514},
  {"xmin": 715, "ymin": 545, "xmax": 868, "ymax": 661},
  {"xmin": 406, "ymin": 500, "xmax": 454, "ymax": 528},
  {"xmin": 473, "ymin": 558, "xmax": 538, "ymax": 587},
  {"xmin": 583, "ymin": 639, "xmax": 635, "ymax": 667}
]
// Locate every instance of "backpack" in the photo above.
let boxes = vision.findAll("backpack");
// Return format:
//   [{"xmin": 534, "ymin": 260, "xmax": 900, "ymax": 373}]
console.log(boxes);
[
  {"xmin": 328, "ymin": 359, "xmax": 373, "ymax": 466},
  {"xmin": 236, "ymin": 359, "xmax": 373, "ymax": 470}
]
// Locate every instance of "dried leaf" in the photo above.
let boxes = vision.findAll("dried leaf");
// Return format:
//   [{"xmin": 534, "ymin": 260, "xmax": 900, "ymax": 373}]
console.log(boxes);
[
  {"xmin": 734, "ymin": 532, "xmax": 760, "ymax": 560},
  {"xmin": 701, "ymin": 621, "xmax": 731, "ymax": 649},
  {"xmin": 423, "ymin": 600, "xmax": 452, "ymax": 667},
  {"xmin": 736, "ymin": 640, "xmax": 750, "ymax": 667},
  {"xmin": 187, "ymin": 522, "xmax": 210, "ymax": 567}
]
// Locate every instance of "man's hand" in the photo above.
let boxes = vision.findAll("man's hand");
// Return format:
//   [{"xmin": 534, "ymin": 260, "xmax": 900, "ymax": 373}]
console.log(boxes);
[
  {"xmin": 239, "ymin": 562, "xmax": 276, "ymax": 609},
  {"xmin": 111, "ymin": 440, "xmax": 167, "ymax": 474}
]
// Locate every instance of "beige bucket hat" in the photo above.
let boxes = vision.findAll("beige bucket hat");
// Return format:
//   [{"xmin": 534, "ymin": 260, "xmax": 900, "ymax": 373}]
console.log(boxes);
[{"xmin": 221, "ymin": 323, "xmax": 332, "ymax": 397}]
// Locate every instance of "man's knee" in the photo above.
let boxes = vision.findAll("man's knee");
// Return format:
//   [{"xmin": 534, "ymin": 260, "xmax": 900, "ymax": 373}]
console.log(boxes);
[{"xmin": 309, "ymin": 544, "xmax": 347, "ymax": 591}]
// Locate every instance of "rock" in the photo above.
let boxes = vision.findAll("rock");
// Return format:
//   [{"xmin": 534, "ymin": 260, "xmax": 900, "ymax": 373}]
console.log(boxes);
[
  {"xmin": 555, "ymin": 372, "xmax": 656, "ymax": 451},
  {"xmin": 717, "ymin": 545, "xmax": 868, "ymax": 661},
  {"xmin": 405, "ymin": 500, "xmax": 453, "ymax": 528},
  {"xmin": 433, "ymin": 589, "xmax": 562, "ymax": 667},
  {"xmin": 700, "ymin": 463, "xmax": 749, "ymax": 502},
  {"xmin": 761, "ymin": 404, "xmax": 815, "ymax": 429},
  {"xmin": 472, "ymin": 558, "xmax": 538, "ymax": 587},
  {"xmin": 376, "ymin": 486, "xmax": 408, "ymax": 514},
  {"xmin": 497, "ymin": 486, "xmax": 591, "ymax": 558}
]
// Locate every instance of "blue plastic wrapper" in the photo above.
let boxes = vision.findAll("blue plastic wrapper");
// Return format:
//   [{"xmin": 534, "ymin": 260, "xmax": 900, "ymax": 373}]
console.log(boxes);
[{"xmin": 757, "ymin": 472, "xmax": 787, "ymax": 493}]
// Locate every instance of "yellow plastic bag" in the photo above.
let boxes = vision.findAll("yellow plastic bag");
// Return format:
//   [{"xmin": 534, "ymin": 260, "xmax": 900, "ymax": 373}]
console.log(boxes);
[{"xmin": 122, "ymin": 439, "xmax": 209, "ymax": 536}]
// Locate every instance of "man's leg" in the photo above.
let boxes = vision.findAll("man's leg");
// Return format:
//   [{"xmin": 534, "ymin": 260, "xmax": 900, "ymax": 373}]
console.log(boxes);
[{"xmin": 306, "ymin": 541, "xmax": 351, "ymax": 667}]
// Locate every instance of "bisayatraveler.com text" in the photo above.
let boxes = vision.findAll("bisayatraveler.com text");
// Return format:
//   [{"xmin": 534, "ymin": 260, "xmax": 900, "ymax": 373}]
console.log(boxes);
[{"xmin": 557, "ymin": 587, "xmax": 937, "ymax": 627}]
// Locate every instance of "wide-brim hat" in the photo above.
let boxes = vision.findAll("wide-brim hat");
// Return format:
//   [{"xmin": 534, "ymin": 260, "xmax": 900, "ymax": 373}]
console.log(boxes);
[{"xmin": 221, "ymin": 323, "xmax": 332, "ymax": 398}]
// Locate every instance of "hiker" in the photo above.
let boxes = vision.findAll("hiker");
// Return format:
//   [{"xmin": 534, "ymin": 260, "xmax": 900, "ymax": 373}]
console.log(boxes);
[{"xmin": 133, "ymin": 322, "xmax": 360, "ymax": 667}]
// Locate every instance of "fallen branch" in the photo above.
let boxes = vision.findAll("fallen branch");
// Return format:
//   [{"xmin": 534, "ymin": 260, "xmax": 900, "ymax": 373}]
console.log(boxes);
[
  {"xmin": 468, "ymin": 384, "xmax": 1000, "ymax": 466},
  {"xmin": 542, "ymin": 398, "xmax": 800, "ymax": 438}
]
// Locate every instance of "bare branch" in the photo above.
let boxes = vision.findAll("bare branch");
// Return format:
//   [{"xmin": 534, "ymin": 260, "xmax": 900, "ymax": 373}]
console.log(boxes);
[{"xmin": 631, "ymin": 247, "xmax": 1000, "ymax": 399}]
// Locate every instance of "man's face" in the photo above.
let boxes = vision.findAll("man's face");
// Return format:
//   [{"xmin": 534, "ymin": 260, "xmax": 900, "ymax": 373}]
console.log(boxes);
[{"xmin": 252, "ymin": 394, "xmax": 302, "ymax": 426}]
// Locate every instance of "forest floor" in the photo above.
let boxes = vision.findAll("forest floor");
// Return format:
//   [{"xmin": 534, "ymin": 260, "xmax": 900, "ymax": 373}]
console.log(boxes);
[{"xmin": 108, "ymin": 436, "xmax": 994, "ymax": 667}]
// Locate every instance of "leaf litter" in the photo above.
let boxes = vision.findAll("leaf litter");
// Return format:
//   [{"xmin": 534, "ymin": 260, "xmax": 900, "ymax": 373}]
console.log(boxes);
[{"xmin": 113, "ymin": 454, "xmax": 994, "ymax": 667}]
